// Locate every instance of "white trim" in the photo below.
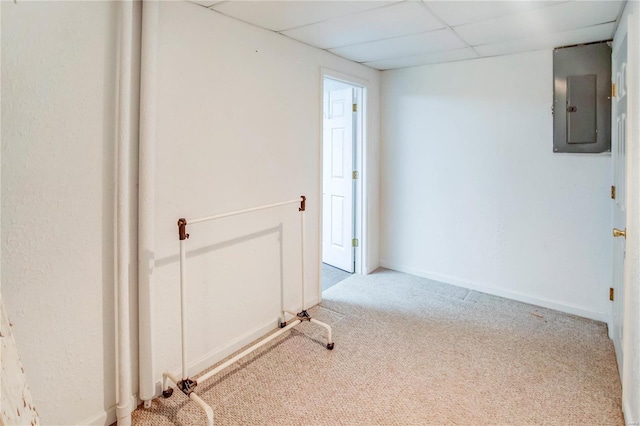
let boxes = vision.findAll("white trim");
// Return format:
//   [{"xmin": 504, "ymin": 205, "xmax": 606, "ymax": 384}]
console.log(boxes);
[
  {"xmin": 77, "ymin": 395, "xmax": 137, "ymax": 426},
  {"xmin": 78, "ymin": 406, "xmax": 114, "ymax": 426},
  {"xmin": 379, "ymin": 260, "xmax": 609, "ymax": 323},
  {"xmin": 320, "ymin": 68, "xmax": 370, "ymax": 89},
  {"xmin": 624, "ymin": 395, "xmax": 638, "ymax": 426}
]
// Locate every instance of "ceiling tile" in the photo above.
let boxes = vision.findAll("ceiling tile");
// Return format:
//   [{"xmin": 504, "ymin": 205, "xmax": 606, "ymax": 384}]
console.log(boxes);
[
  {"xmin": 454, "ymin": 1, "xmax": 624, "ymax": 46},
  {"xmin": 364, "ymin": 47, "xmax": 479, "ymax": 70},
  {"xmin": 425, "ymin": 1, "xmax": 565, "ymax": 27},
  {"xmin": 329, "ymin": 28, "xmax": 467, "ymax": 63},
  {"xmin": 211, "ymin": 1, "xmax": 398, "ymax": 32},
  {"xmin": 187, "ymin": 0, "xmax": 223, "ymax": 6},
  {"xmin": 475, "ymin": 22, "xmax": 615, "ymax": 57},
  {"xmin": 281, "ymin": 2, "xmax": 444, "ymax": 49}
]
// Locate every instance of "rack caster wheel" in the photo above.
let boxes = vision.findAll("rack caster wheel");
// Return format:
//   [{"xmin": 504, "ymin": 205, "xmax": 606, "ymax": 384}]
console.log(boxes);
[
  {"xmin": 327, "ymin": 343, "xmax": 334, "ymax": 350},
  {"xmin": 279, "ymin": 321, "xmax": 287, "ymax": 328},
  {"xmin": 162, "ymin": 388, "xmax": 174, "ymax": 398}
]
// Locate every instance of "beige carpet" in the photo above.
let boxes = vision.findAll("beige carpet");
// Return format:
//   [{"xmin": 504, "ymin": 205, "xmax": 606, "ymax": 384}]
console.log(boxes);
[{"xmin": 132, "ymin": 268, "xmax": 623, "ymax": 425}]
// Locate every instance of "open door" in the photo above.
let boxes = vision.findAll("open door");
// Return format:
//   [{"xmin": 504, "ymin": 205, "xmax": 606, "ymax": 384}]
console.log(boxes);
[
  {"xmin": 620, "ymin": 10, "xmax": 640, "ymax": 423},
  {"xmin": 322, "ymin": 86, "xmax": 355, "ymax": 272},
  {"xmin": 611, "ymin": 34, "xmax": 627, "ymax": 375}
]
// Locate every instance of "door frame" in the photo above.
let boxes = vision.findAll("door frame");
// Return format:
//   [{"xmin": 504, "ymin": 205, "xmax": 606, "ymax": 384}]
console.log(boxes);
[{"xmin": 319, "ymin": 68, "xmax": 369, "ymax": 297}]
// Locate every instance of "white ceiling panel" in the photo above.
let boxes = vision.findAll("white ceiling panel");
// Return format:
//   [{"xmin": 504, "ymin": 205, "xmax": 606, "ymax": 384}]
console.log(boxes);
[
  {"xmin": 454, "ymin": 1, "xmax": 624, "ymax": 46},
  {"xmin": 187, "ymin": 0, "xmax": 224, "ymax": 7},
  {"xmin": 475, "ymin": 22, "xmax": 616, "ymax": 57},
  {"xmin": 364, "ymin": 47, "xmax": 479, "ymax": 70},
  {"xmin": 424, "ymin": 0, "xmax": 565, "ymax": 27},
  {"xmin": 329, "ymin": 28, "xmax": 467, "ymax": 63},
  {"xmin": 197, "ymin": 0, "xmax": 626, "ymax": 69},
  {"xmin": 211, "ymin": 1, "xmax": 398, "ymax": 32},
  {"xmin": 281, "ymin": 2, "xmax": 444, "ymax": 49}
]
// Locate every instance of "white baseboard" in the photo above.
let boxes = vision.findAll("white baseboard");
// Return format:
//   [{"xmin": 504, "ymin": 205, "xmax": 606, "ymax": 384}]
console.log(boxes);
[
  {"xmin": 364, "ymin": 262, "xmax": 379, "ymax": 275},
  {"xmin": 78, "ymin": 394, "xmax": 137, "ymax": 426},
  {"xmin": 78, "ymin": 406, "xmax": 115, "ymax": 426},
  {"xmin": 624, "ymin": 394, "xmax": 639, "ymax": 426},
  {"xmin": 379, "ymin": 261, "xmax": 609, "ymax": 323},
  {"xmin": 154, "ymin": 297, "xmax": 320, "ymax": 394}
]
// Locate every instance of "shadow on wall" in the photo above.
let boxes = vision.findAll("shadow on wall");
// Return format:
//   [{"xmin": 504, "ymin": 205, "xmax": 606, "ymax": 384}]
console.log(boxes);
[{"xmin": 154, "ymin": 225, "xmax": 283, "ymax": 269}]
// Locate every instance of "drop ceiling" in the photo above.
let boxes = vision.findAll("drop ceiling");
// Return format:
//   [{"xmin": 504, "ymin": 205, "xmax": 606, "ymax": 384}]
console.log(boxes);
[{"xmin": 188, "ymin": 0, "xmax": 626, "ymax": 70}]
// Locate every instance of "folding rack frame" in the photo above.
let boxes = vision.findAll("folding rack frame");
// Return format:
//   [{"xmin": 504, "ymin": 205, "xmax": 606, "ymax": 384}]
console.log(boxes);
[{"xmin": 161, "ymin": 196, "xmax": 334, "ymax": 426}]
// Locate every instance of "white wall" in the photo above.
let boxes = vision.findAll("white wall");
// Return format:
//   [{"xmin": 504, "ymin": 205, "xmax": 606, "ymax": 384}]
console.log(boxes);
[
  {"xmin": 144, "ymin": 1, "xmax": 381, "ymax": 399},
  {"xmin": 380, "ymin": 50, "xmax": 612, "ymax": 322},
  {"xmin": 2, "ymin": 0, "xmax": 380, "ymax": 422},
  {"xmin": 1, "ymin": 1, "xmax": 122, "ymax": 424}
]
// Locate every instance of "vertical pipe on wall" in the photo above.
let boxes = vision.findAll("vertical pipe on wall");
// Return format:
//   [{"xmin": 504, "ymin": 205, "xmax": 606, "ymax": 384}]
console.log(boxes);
[
  {"xmin": 138, "ymin": 0, "xmax": 159, "ymax": 403},
  {"xmin": 116, "ymin": 1, "xmax": 134, "ymax": 424}
]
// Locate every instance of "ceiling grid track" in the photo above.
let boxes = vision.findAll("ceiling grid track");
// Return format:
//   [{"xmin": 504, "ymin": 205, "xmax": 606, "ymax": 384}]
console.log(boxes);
[{"xmin": 186, "ymin": 0, "xmax": 627, "ymax": 70}]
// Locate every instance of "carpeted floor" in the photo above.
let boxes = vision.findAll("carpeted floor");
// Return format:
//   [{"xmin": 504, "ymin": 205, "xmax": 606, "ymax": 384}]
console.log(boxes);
[
  {"xmin": 321, "ymin": 262, "xmax": 351, "ymax": 291},
  {"xmin": 132, "ymin": 268, "xmax": 623, "ymax": 425}
]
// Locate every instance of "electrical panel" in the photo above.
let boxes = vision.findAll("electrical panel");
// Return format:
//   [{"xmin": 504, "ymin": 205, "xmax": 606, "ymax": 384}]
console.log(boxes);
[{"xmin": 553, "ymin": 42, "xmax": 611, "ymax": 153}]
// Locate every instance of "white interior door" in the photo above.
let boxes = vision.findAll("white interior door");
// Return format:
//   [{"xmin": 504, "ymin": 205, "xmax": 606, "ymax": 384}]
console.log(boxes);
[
  {"xmin": 322, "ymin": 87, "xmax": 355, "ymax": 272},
  {"xmin": 611, "ymin": 34, "xmax": 628, "ymax": 375}
]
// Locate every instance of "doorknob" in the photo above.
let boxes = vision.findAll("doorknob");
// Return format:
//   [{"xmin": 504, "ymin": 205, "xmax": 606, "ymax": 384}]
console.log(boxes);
[{"xmin": 613, "ymin": 228, "xmax": 626, "ymax": 238}]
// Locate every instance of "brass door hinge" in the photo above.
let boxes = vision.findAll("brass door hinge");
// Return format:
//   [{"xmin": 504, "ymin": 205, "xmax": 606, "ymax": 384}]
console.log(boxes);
[
  {"xmin": 612, "ymin": 83, "xmax": 617, "ymax": 98},
  {"xmin": 610, "ymin": 287, "xmax": 615, "ymax": 301},
  {"xmin": 352, "ymin": 103, "xmax": 357, "ymax": 112},
  {"xmin": 352, "ymin": 238, "xmax": 359, "ymax": 247},
  {"xmin": 613, "ymin": 228, "xmax": 626, "ymax": 238},
  {"xmin": 611, "ymin": 185, "xmax": 616, "ymax": 200},
  {"xmin": 352, "ymin": 171, "xmax": 359, "ymax": 180}
]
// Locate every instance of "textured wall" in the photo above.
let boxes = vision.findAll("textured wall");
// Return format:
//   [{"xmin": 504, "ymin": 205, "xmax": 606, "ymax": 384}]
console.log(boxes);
[
  {"xmin": 380, "ymin": 50, "xmax": 612, "ymax": 322},
  {"xmin": 1, "ymin": 1, "xmax": 380, "ymax": 422},
  {"xmin": 1, "ymin": 2, "xmax": 119, "ymax": 424},
  {"xmin": 146, "ymin": 1, "xmax": 380, "ymax": 395}
]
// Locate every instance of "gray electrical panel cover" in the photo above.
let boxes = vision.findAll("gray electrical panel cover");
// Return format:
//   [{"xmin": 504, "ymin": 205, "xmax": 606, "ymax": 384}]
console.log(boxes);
[{"xmin": 553, "ymin": 42, "xmax": 611, "ymax": 153}]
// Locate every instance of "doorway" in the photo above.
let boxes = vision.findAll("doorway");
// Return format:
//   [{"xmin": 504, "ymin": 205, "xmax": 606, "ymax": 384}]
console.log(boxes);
[{"xmin": 321, "ymin": 76, "xmax": 365, "ymax": 291}]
